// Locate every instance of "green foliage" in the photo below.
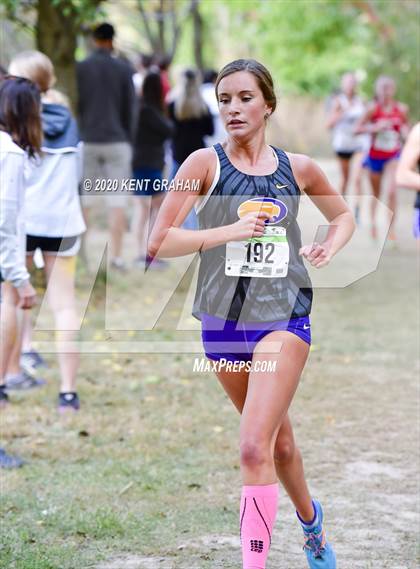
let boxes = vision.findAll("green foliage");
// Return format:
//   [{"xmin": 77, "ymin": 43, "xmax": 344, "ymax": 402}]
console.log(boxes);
[
  {"xmin": 197, "ymin": 0, "xmax": 419, "ymax": 112},
  {"xmin": 0, "ymin": 0, "xmax": 104, "ymax": 28}
]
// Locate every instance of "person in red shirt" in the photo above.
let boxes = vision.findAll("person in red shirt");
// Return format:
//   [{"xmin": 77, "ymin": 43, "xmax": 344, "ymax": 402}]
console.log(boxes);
[
  {"xmin": 158, "ymin": 54, "xmax": 172, "ymax": 103},
  {"xmin": 356, "ymin": 76, "xmax": 409, "ymax": 240}
]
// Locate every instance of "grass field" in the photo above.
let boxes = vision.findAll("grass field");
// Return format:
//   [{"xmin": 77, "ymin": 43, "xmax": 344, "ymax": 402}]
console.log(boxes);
[{"xmin": 1, "ymin": 161, "xmax": 419, "ymax": 569}]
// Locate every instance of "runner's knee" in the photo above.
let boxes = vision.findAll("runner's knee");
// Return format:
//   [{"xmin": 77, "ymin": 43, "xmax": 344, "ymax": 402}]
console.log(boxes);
[
  {"xmin": 273, "ymin": 436, "xmax": 296, "ymax": 465},
  {"xmin": 240, "ymin": 438, "xmax": 271, "ymax": 469}
]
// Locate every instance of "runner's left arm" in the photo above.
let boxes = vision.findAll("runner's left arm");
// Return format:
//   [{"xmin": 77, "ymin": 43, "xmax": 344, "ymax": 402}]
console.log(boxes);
[{"xmin": 289, "ymin": 153, "xmax": 355, "ymax": 268}]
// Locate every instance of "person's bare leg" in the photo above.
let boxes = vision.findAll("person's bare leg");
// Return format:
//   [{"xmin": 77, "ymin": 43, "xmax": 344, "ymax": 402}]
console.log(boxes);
[
  {"xmin": 273, "ymin": 415, "xmax": 314, "ymax": 521},
  {"xmin": 369, "ymin": 170, "xmax": 382, "ymax": 238},
  {"xmin": 215, "ymin": 332, "xmax": 313, "ymax": 520},
  {"xmin": 133, "ymin": 197, "xmax": 151, "ymax": 259},
  {"xmin": 20, "ymin": 255, "xmax": 36, "ymax": 354},
  {"xmin": 8, "ymin": 255, "xmax": 36, "ymax": 371},
  {"xmin": 108, "ymin": 206, "xmax": 126, "ymax": 260},
  {"xmin": 6, "ymin": 311, "xmax": 23, "ymax": 376},
  {"xmin": 44, "ymin": 255, "xmax": 79, "ymax": 393},
  {"xmin": 338, "ymin": 157, "xmax": 351, "ymax": 196},
  {"xmin": 239, "ymin": 332, "xmax": 309, "ymax": 483},
  {"xmin": 383, "ymin": 159, "xmax": 398, "ymax": 239},
  {"xmin": 0, "ymin": 283, "xmax": 19, "ymax": 381},
  {"xmin": 79, "ymin": 206, "xmax": 91, "ymax": 269},
  {"xmin": 352, "ymin": 152, "xmax": 364, "ymax": 223}
]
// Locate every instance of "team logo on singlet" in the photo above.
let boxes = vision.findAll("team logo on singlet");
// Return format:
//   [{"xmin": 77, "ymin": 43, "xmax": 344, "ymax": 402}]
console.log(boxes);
[{"xmin": 237, "ymin": 197, "xmax": 288, "ymax": 226}]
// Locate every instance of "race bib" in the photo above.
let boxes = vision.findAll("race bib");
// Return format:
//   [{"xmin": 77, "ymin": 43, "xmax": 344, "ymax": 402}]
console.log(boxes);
[
  {"xmin": 375, "ymin": 129, "xmax": 399, "ymax": 152},
  {"xmin": 225, "ymin": 226, "xmax": 289, "ymax": 278}
]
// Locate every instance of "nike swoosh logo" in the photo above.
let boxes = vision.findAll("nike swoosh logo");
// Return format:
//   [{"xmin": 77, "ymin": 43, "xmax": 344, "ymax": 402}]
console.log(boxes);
[
  {"xmin": 276, "ymin": 184, "xmax": 288, "ymax": 189},
  {"xmin": 303, "ymin": 324, "xmax": 310, "ymax": 330}
]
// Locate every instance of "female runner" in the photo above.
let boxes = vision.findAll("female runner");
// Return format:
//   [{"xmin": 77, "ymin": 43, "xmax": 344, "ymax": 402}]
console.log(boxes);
[
  {"xmin": 149, "ymin": 59, "xmax": 355, "ymax": 569},
  {"xmin": 326, "ymin": 72, "xmax": 368, "ymax": 222},
  {"xmin": 396, "ymin": 122, "xmax": 420, "ymax": 240},
  {"xmin": 355, "ymin": 75, "xmax": 409, "ymax": 240}
]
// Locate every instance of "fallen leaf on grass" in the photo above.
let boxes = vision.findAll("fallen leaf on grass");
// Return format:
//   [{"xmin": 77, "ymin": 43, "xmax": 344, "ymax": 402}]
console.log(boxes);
[{"xmin": 118, "ymin": 481, "xmax": 134, "ymax": 496}]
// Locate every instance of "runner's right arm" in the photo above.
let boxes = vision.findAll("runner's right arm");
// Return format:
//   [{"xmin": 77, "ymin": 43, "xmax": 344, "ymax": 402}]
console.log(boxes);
[
  {"xmin": 325, "ymin": 97, "xmax": 343, "ymax": 130},
  {"xmin": 148, "ymin": 148, "xmax": 270, "ymax": 258},
  {"xmin": 0, "ymin": 153, "xmax": 36, "ymax": 309},
  {"xmin": 354, "ymin": 103, "xmax": 390, "ymax": 135}
]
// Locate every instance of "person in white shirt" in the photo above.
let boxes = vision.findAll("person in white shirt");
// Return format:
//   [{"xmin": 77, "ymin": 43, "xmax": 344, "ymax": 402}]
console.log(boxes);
[
  {"xmin": 0, "ymin": 76, "xmax": 41, "ymax": 405},
  {"xmin": 8, "ymin": 51, "xmax": 86, "ymax": 412},
  {"xmin": 327, "ymin": 72, "xmax": 369, "ymax": 223}
]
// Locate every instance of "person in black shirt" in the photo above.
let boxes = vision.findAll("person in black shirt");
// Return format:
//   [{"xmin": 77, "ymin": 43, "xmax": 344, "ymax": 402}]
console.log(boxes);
[
  {"xmin": 132, "ymin": 72, "xmax": 174, "ymax": 265},
  {"xmin": 76, "ymin": 23, "xmax": 135, "ymax": 271},
  {"xmin": 168, "ymin": 69, "xmax": 213, "ymax": 229}
]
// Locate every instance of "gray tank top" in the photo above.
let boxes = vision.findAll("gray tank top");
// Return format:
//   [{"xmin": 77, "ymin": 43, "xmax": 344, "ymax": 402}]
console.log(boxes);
[{"xmin": 192, "ymin": 143, "xmax": 313, "ymax": 322}]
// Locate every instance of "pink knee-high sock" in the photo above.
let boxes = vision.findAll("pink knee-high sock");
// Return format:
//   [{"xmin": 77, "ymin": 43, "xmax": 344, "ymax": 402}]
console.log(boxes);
[{"xmin": 240, "ymin": 483, "xmax": 279, "ymax": 569}]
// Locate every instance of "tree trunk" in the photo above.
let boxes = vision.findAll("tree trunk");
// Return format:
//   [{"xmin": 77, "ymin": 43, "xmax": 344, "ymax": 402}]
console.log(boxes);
[
  {"xmin": 36, "ymin": 0, "xmax": 78, "ymax": 110},
  {"xmin": 191, "ymin": 0, "xmax": 203, "ymax": 72}
]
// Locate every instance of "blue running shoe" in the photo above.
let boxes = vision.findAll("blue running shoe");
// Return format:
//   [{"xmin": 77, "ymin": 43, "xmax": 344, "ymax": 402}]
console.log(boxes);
[
  {"xmin": 20, "ymin": 349, "xmax": 48, "ymax": 374},
  {"xmin": 0, "ymin": 448, "xmax": 25, "ymax": 469},
  {"xmin": 298, "ymin": 499, "xmax": 337, "ymax": 569},
  {"xmin": 5, "ymin": 370, "xmax": 46, "ymax": 391},
  {"xmin": 58, "ymin": 392, "xmax": 80, "ymax": 413}
]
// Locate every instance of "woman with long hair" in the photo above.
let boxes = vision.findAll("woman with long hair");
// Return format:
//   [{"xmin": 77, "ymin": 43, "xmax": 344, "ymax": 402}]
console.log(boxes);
[
  {"xmin": 7, "ymin": 51, "xmax": 86, "ymax": 411},
  {"xmin": 168, "ymin": 69, "xmax": 214, "ymax": 229},
  {"xmin": 0, "ymin": 76, "xmax": 41, "ymax": 467},
  {"xmin": 132, "ymin": 71, "xmax": 174, "ymax": 266},
  {"xmin": 149, "ymin": 59, "xmax": 355, "ymax": 568}
]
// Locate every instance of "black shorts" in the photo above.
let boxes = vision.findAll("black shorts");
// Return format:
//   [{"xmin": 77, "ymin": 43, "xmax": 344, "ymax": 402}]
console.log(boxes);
[
  {"xmin": 26, "ymin": 235, "xmax": 79, "ymax": 255},
  {"xmin": 336, "ymin": 151, "xmax": 355, "ymax": 160}
]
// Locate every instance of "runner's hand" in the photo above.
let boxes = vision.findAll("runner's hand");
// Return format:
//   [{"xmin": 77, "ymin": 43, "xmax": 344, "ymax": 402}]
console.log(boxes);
[
  {"xmin": 299, "ymin": 242, "xmax": 331, "ymax": 268},
  {"xmin": 17, "ymin": 281, "xmax": 37, "ymax": 310},
  {"xmin": 227, "ymin": 211, "xmax": 272, "ymax": 241},
  {"xmin": 373, "ymin": 119, "xmax": 394, "ymax": 133}
]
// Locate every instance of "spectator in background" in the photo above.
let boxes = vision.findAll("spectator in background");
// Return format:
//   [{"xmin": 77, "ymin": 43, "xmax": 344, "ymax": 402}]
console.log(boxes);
[
  {"xmin": 326, "ymin": 72, "xmax": 368, "ymax": 223},
  {"xmin": 200, "ymin": 69, "xmax": 226, "ymax": 147},
  {"xmin": 132, "ymin": 72, "xmax": 174, "ymax": 267},
  {"xmin": 158, "ymin": 54, "xmax": 172, "ymax": 103},
  {"xmin": 9, "ymin": 51, "xmax": 86, "ymax": 412},
  {"xmin": 168, "ymin": 69, "xmax": 213, "ymax": 229},
  {"xmin": 77, "ymin": 22, "xmax": 135, "ymax": 271},
  {"xmin": 132, "ymin": 53, "xmax": 155, "ymax": 96},
  {"xmin": 0, "ymin": 76, "xmax": 41, "ymax": 471}
]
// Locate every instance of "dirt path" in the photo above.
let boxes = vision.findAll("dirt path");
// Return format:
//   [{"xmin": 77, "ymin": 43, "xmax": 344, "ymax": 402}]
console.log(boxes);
[{"xmin": 92, "ymin": 164, "xmax": 418, "ymax": 568}]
